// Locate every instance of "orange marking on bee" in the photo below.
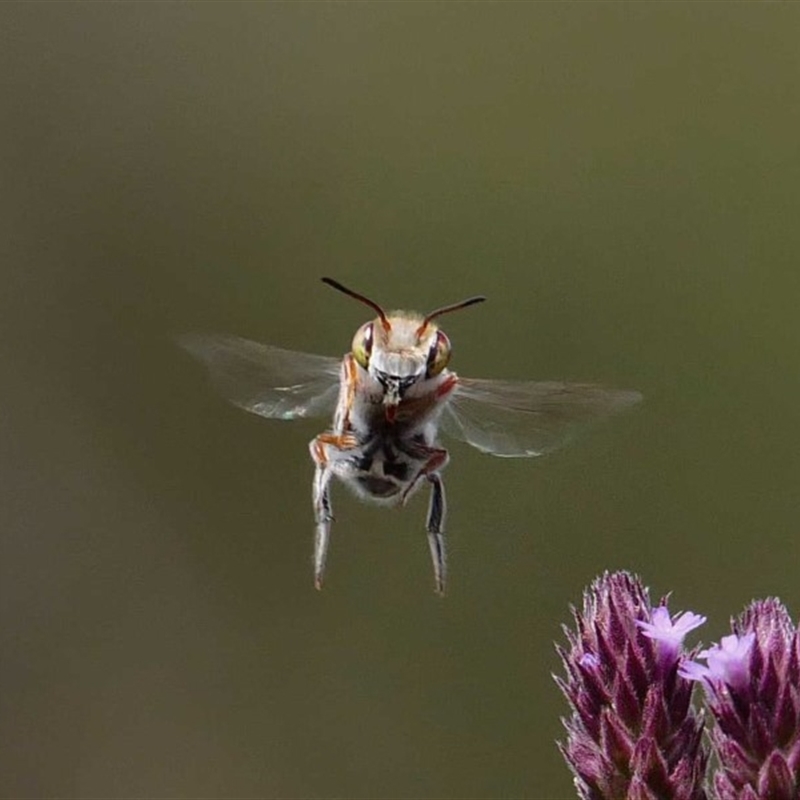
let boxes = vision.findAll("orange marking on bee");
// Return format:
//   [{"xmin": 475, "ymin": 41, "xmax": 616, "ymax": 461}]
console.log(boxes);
[
  {"xmin": 318, "ymin": 432, "xmax": 359, "ymax": 449},
  {"xmin": 311, "ymin": 438, "xmax": 328, "ymax": 465},
  {"xmin": 401, "ymin": 447, "xmax": 449, "ymax": 505},
  {"xmin": 435, "ymin": 374, "xmax": 458, "ymax": 398},
  {"xmin": 342, "ymin": 354, "xmax": 359, "ymax": 426}
]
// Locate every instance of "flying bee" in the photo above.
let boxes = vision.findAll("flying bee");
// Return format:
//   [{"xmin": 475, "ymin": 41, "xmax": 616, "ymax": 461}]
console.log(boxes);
[{"xmin": 179, "ymin": 278, "xmax": 641, "ymax": 595}]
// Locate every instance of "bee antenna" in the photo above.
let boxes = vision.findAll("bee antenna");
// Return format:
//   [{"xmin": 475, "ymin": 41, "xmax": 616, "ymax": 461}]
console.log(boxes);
[
  {"xmin": 417, "ymin": 295, "xmax": 486, "ymax": 336},
  {"xmin": 321, "ymin": 277, "xmax": 391, "ymax": 332}
]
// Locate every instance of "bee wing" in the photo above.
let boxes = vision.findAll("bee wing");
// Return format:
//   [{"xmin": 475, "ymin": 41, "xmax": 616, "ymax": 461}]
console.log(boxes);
[
  {"xmin": 441, "ymin": 377, "xmax": 641, "ymax": 457},
  {"xmin": 178, "ymin": 333, "xmax": 342, "ymax": 420}
]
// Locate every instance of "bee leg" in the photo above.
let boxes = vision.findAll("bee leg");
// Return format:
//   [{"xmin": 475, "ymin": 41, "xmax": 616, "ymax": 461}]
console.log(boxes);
[
  {"xmin": 426, "ymin": 473, "xmax": 447, "ymax": 596},
  {"xmin": 400, "ymin": 446, "xmax": 449, "ymax": 506},
  {"xmin": 397, "ymin": 445, "xmax": 449, "ymax": 595},
  {"xmin": 309, "ymin": 432, "xmax": 359, "ymax": 591},
  {"xmin": 312, "ymin": 463, "xmax": 334, "ymax": 591},
  {"xmin": 310, "ymin": 436, "xmax": 336, "ymax": 591}
]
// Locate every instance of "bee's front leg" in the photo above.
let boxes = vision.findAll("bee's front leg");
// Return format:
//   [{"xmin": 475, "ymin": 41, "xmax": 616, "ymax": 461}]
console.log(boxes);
[
  {"xmin": 426, "ymin": 472, "xmax": 447, "ymax": 596},
  {"xmin": 309, "ymin": 432, "xmax": 358, "ymax": 591},
  {"xmin": 311, "ymin": 461, "xmax": 333, "ymax": 591}
]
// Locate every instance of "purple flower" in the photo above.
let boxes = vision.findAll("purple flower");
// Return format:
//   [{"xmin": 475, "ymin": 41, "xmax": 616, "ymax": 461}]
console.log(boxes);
[
  {"xmin": 555, "ymin": 571, "xmax": 709, "ymax": 800},
  {"xmin": 682, "ymin": 598, "xmax": 800, "ymax": 800},
  {"xmin": 638, "ymin": 607, "xmax": 707, "ymax": 668},
  {"xmin": 679, "ymin": 633, "xmax": 755, "ymax": 693}
]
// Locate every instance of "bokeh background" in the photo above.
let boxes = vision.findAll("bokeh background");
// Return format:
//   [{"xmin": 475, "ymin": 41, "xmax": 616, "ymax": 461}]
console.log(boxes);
[{"xmin": 2, "ymin": 3, "xmax": 799, "ymax": 798}]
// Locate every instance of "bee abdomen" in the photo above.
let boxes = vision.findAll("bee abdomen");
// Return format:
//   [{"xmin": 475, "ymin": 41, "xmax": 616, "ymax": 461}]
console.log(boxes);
[{"xmin": 356, "ymin": 475, "xmax": 402, "ymax": 497}]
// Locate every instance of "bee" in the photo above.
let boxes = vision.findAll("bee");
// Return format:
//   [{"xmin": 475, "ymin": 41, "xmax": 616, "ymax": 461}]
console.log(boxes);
[{"xmin": 179, "ymin": 278, "xmax": 640, "ymax": 595}]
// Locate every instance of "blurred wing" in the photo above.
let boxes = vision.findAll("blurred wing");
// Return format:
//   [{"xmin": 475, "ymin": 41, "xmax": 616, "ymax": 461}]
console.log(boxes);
[
  {"xmin": 441, "ymin": 377, "xmax": 641, "ymax": 457},
  {"xmin": 178, "ymin": 333, "xmax": 342, "ymax": 420}
]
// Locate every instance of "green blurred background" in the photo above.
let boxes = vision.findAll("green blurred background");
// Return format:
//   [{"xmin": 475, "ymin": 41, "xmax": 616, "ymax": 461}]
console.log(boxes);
[{"xmin": 2, "ymin": 3, "xmax": 799, "ymax": 798}]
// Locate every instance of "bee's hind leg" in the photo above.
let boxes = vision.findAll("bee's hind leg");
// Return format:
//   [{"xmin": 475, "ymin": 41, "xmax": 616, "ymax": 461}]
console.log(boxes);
[
  {"xmin": 400, "ymin": 446, "xmax": 449, "ymax": 596},
  {"xmin": 425, "ymin": 473, "xmax": 447, "ymax": 596}
]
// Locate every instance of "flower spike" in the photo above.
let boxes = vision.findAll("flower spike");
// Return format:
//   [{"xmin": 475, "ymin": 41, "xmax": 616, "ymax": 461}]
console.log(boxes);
[
  {"xmin": 682, "ymin": 598, "xmax": 800, "ymax": 800},
  {"xmin": 555, "ymin": 571, "xmax": 709, "ymax": 800}
]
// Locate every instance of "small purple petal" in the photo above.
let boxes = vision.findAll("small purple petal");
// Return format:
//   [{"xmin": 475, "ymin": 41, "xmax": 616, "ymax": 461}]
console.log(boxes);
[
  {"xmin": 678, "ymin": 660, "xmax": 712, "ymax": 685},
  {"xmin": 638, "ymin": 607, "xmax": 707, "ymax": 667},
  {"xmin": 701, "ymin": 633, "xmax": 755, "ymax": 691},
  {"xmin": 673, "ymin": 611, "xmax": 708, "ymax": 636},
  {"xmin": 580, "ymin": 652, "xmax": 601, "ymax": 669}
]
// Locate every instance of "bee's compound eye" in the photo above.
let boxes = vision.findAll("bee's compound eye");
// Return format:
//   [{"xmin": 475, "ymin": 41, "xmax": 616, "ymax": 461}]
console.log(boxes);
[
  {"xmin": 426, "ymin": 330, "xmax": 451, "ymax": 377},
  {"xmin": 352, "ymin": 322, "xmax": 374, "ymax": 369}
]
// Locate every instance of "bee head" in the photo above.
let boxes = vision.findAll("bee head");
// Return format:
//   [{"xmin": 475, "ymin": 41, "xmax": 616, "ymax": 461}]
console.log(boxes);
[{"xmin": 322, "ymin": 277, "xmax": 485, "ymax": 403}]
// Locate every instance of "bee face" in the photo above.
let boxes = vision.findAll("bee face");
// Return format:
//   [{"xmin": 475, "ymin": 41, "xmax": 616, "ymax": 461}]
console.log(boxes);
[{"xmin": 351, "ymin": 314, "xmax": 453, "ymax": 405}]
